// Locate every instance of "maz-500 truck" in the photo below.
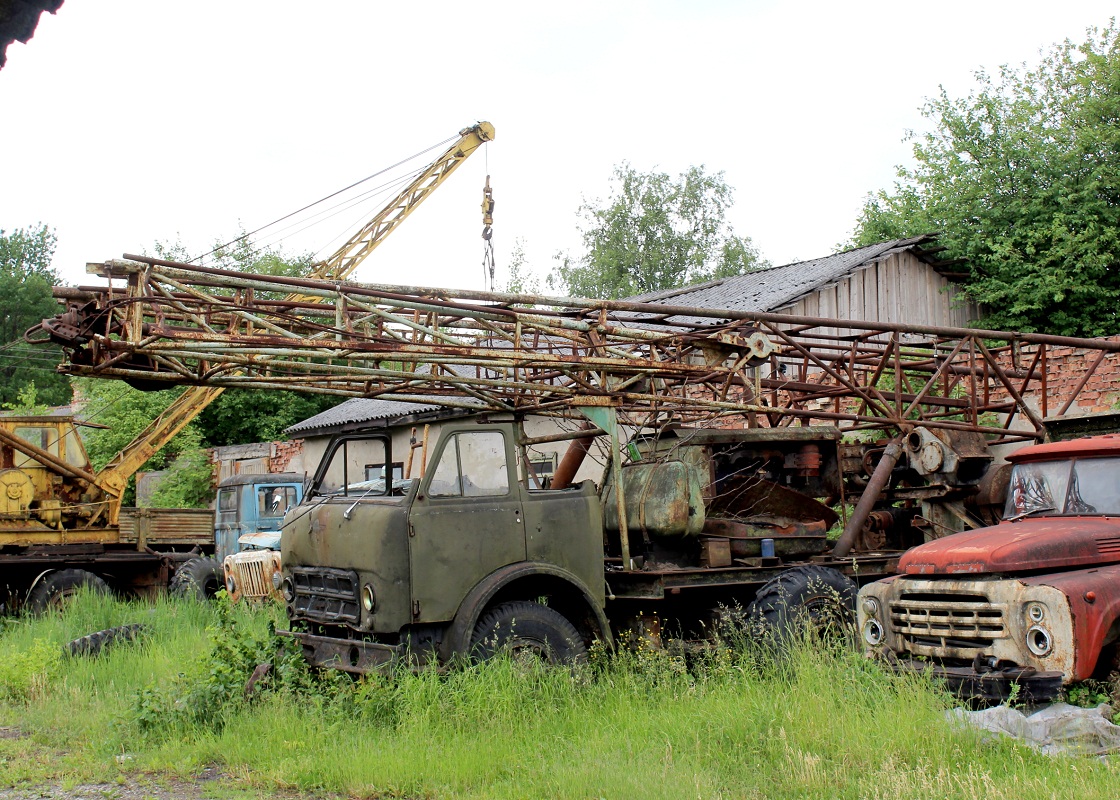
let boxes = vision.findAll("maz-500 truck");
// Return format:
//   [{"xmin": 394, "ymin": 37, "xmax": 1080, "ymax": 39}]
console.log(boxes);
[{"xmin": 279, "ymin": 418, "xmax": 899, "ymax": 672}]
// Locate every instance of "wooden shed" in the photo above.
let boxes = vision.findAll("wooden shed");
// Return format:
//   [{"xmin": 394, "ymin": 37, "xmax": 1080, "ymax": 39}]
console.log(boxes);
[{"xmin": 627, "ymin": 234, "xmax": 978, "ymax": 329}]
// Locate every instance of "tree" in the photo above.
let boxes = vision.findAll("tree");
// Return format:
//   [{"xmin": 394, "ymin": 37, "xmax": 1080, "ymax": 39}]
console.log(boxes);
[
  {"xmin": 549, "ymin": 164, "xmax": 768, "ymax": 299},
  {"xmin": 852, "ymin": 22, "xmax": 1120, "ymax": 337},
  {"xmin": 197, "ymin": 389, "xmax": 339, "ymax": 448},
  {"xmin": 501, "ymin": 238, "xmax": 541, "ymax": 295},
  {"xmin": 0, "ymin": 223, "xmax": 71, "ymax": 407}
]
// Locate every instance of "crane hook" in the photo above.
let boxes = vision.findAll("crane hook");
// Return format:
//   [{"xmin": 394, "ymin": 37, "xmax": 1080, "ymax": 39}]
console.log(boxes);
[{"xmin": 482, "ymin": 175, "xmax": 496, "ymax": 290}]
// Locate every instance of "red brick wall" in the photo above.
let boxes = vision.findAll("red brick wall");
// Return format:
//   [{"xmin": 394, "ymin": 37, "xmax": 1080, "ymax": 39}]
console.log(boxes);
[
  {"xmin": 270, "ymin": 439, "xmax": 304, "ymax": 473},
  {"xmin": 989, "ymin": 336, "xmax": 1120, "ymax": 417}
]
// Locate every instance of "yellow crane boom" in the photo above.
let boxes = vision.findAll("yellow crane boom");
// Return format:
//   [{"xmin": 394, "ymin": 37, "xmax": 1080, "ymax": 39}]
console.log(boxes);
[{"xmin": 81, "ymin": 122, "xmax": 495, "ymax": 519}]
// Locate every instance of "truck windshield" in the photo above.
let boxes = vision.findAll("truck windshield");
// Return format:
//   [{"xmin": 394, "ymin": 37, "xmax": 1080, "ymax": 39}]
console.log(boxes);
[
  {"xmin": 1005, "ymin": 456, "xmax": 1120, "ymax": 518},
  {"xmin": 314, "ymin": 436, "xmax": 393, "ymax": 497},
  {"xmin": 258, "ymin": 486, "xmax": 298, "ymax": 517}
]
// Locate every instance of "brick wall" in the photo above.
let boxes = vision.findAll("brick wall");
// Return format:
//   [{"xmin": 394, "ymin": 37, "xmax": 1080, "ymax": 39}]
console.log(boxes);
[
  {"xmin": 988, "ymin": 336, "xmax": 1120, "ymax": 417},
  {"xmin": 270, "ymin": 439, "xmax": 304, "ymax": 473}
]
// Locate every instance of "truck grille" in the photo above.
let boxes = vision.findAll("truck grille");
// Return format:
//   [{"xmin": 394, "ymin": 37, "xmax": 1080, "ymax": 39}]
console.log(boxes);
[
  {"xmin": 291, "ymin": 566, "xmax": 360, "ymax": 625},
  {"xmin": 231, "ymin": 553, "xmax": 273, "ymax": 599},
  {"xmin": 889, "ymin": 592, "xmax": 1007, "ymax": 650}
]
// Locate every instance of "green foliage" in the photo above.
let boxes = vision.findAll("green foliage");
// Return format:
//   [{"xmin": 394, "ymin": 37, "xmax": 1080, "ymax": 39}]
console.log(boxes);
[
  {"xmin": 149, "ymin": 229, "xmax": 314, "ymax": 278},
  {"xmin": 550, "ymin": 163, "xmax": 768, "ymax": 299},
  {"xmin": 0, "ymin": 382, "xmax": 51, "ymax": 415},
  {"xmin": 146, "ymin": 447, "xmax": 215, "ymax": 509},
  {"xmin": 500, "ymin": 238, "xmax": 541, "ymax": 295},
  {"xmin": 852, "ymin": 22, "xmax": 1120, "ymax": 337},
  {"xmin": 132, "ymin": 595, "xmax": 324, "ymax": 735},
  {"xmin": 72, "ymin": 378, "xmax": 206, "ymax": 505},
  {"xmin": 0, "ymin": 223, "xmax": 71, "ymax": 408},
  {"xmin": 73, "ymin": 378, "xmax": 197, "ymax": 473},
  {"xmin": 197, "ymin": 389, "xmax": 339, "ymax": 448},
  {"xmin": 3, "ymin": 597, "xmax": 1119, "ymax": 797},
  {"xmin": 0, "ymin": 639, "xmax": 62, "ymax": 703},
  {"xmin": 1065, "ymin": 680, "xmax": 1111, "ymax": 709}
]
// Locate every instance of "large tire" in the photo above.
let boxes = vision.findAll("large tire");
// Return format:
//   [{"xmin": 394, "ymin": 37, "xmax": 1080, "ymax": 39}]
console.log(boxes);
[
  {"xmin": 747, "ymin": 565, "xmax": 857, "ymax": 645},
  {"xmin": 27, "ymin": 569, "xmax": 110, "ymax": 615},
  {"xmin": 469, "ymin": 600, "xmax": 588, "ymax": 665},
  {"xmin": 170, "ymin": 557, "xmax": 224, "ymax": 601},
  {"xmin": 66, "ymin": 624, "xmax": 147, "ymax": 658}
]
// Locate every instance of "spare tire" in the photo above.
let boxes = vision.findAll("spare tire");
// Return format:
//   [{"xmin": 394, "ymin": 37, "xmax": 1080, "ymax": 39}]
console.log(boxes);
[
  {"xmin": 27, "ymin": 569, "xmax": 110, "ymax": 615},
  {"xmin": 170, "ymin": 557, "xmax": 224, "ymax": 601},
  {"xmin": 747, "ymin": 565, "xmax": 857, "ymax": 645}
]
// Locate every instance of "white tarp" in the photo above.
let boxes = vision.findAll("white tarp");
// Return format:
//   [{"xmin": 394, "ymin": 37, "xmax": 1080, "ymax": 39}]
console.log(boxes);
[{"xmin": 948, "ymin": 703, "xmax": 1120, "ymax": 756}]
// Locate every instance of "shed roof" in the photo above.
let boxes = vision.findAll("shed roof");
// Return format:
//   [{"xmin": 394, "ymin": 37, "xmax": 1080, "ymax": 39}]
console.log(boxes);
[
  {"xmin": 624, "ymin": 234, "xmax": 940, "ymax": 325},
  {"xmin": 285, "ymin": 398, "xmax": 467, "ymax": 436}
]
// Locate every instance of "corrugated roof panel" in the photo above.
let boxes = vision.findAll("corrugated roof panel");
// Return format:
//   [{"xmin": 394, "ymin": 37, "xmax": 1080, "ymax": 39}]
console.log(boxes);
[
  {"xmin": 625, "ymin": 235, "xmax": 937, "ymax": 326},
  {"xmin": 285, "ymin": 398, "xmax": 445, "ymax": 434}
]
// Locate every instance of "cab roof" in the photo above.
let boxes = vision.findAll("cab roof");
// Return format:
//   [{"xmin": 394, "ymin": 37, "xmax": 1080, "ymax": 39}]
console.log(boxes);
[
  {"xmin": 218, "ymin": 472, "xmax": 305, "ymax": 488},
  {"xmin": 1007, "ymin": 434, "xmax": 1120, "ymax": 464}
]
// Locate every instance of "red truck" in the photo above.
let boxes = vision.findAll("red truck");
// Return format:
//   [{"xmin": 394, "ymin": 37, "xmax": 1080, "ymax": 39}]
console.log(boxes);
[{"xmin": 858, "ymin": 434, "xmax": 1120, "ymax": 703}]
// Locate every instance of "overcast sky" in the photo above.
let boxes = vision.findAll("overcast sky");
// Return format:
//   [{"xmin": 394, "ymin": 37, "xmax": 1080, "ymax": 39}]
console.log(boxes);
[{"xmin": 1, "ymin": 1, "xmax": 1115, "ymax": 294}]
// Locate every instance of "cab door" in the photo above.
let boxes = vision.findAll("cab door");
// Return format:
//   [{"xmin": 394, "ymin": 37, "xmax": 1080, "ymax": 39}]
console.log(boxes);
[
  {"xmin": 408, "ymin": 427, "xmax": 525, "ymax": 623},
  {"xmin": 214, "ymin": 487, "xmax": 242, "ymax": 561}
]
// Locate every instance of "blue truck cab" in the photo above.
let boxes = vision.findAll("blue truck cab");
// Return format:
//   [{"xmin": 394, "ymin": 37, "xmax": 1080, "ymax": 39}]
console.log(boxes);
[{"xmin": 214, "ymin": 473, "xmax": 305, "ymax": 561}]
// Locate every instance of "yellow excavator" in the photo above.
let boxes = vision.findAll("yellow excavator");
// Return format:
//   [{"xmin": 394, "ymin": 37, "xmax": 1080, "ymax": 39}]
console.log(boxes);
[{"xmin": 2, "ymin": 122, "xmax": 495, "ymax": 612}]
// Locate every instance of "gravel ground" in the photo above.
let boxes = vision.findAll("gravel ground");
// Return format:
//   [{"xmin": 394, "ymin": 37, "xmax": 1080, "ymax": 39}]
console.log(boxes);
[
  {"xmin": 0, "ymin": 779, "xmax": 213, "ymax": 800},
  {"xmin": 0, "ymin": 725, "xmax": 225, "ymax": 800}
]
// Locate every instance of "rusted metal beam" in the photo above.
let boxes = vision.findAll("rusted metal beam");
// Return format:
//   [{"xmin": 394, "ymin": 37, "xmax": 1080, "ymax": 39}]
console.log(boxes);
[{"xmin": 34, "ymin": 258, "xmax": 1120, "ymax": 445}]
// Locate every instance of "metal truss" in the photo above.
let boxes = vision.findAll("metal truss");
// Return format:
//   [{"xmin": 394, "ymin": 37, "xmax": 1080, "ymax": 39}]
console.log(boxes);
[{"xmin": 41, "ymin": 255, "xmax": 1120, "ymax": 443}]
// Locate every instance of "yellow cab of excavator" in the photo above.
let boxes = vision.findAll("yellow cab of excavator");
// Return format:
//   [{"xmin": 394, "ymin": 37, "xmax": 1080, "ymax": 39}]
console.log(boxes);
[{"xmin": 0, "ymin": 416, "xmax": 94, "ymax": 521}]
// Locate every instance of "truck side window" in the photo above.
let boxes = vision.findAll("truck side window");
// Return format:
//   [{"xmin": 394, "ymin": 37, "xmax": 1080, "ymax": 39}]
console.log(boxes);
[
  {"xmin": 217, "ymin": 488, "xmax": 238, "ymax": 524},
  {"xmin": 428, "ymin": 431, "xmax": 509, "ymax": 498}
]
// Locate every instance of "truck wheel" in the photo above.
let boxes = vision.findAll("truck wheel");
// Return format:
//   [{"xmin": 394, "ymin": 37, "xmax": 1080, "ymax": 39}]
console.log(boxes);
[
  {"xmin": 27, "ymin": 569, "xmax": 110, "ymax": 615},
  {"xmin": 170, "ymin": 557, "xmax": 224, "ymax": 601},
  {"xmin": 469, "ymin": 601, "xmax": 588, "ymax": 665},
  {"xmin": 747, "ymin": 565, "xmax": 857, "ymax": 645}
]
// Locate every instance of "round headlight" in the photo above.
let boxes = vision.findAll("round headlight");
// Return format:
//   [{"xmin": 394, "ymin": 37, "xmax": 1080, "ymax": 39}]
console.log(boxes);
[
  {"xmin": 361, "ymin": 583, "xmax": 376, "ymax": 613},
  {"xmin": 282, "ymin": 577, "xmax": 295, "ymax": 603},
  {"xmin": 1027, "ymin": 603, "xmax": 1045, "ymax": 623},
  {"xmin": 1026, "ymin": 624, "xmax": 1053, "ymax": 657},
  {"xmin": 225, "ymin": 576, "xmax": 236, "ymax": 594},
  {"xmin": 861, "ymin": 596, "xmax": 880, "ymax": 617},
  {"xmin": 862, "ymin": 619, "xmax": 884, "ymax": 647},
  {"xmin": 271, "ymin": 570, "xmax": 283, "ymax": 589}
]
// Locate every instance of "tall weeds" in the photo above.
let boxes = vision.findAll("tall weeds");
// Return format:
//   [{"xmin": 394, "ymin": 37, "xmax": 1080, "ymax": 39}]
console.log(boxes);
[{"xmin": 2, "ymin": 594, "xmax": 1118, "ymax": 799}]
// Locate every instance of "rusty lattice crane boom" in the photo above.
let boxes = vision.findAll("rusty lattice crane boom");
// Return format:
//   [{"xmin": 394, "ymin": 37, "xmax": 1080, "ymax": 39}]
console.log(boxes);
[{"xmin": 42, "ymin": 255, "xmax": 1120, "ymax": 446}]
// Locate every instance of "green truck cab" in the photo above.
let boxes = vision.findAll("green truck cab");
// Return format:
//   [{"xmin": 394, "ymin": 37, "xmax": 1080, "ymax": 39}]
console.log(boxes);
[{"xmin": 281, "ymin": 421, "xmax": 610, "ymax": 671}]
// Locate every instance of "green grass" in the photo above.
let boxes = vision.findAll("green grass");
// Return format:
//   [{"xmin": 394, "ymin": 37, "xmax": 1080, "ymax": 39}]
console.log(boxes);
[{"xmin": 1, "ymin": 593, "xmax": 1118, "ymax": 799}]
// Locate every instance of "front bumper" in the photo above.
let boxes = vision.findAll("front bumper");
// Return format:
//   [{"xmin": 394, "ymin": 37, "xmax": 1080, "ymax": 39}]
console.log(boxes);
[
  {"xmin": 885, "ymin": 656, "xmax": 1064, "ymax": 704},
  {"xmin": 278, "ymin": 630, "xmax": 400, "ymax": 675}
]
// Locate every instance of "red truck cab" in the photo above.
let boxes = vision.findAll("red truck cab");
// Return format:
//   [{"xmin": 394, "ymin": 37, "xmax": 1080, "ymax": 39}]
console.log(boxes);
[{"xmin": 858, "ymin": 435, "xmax": 1120, "ymax": 703}]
